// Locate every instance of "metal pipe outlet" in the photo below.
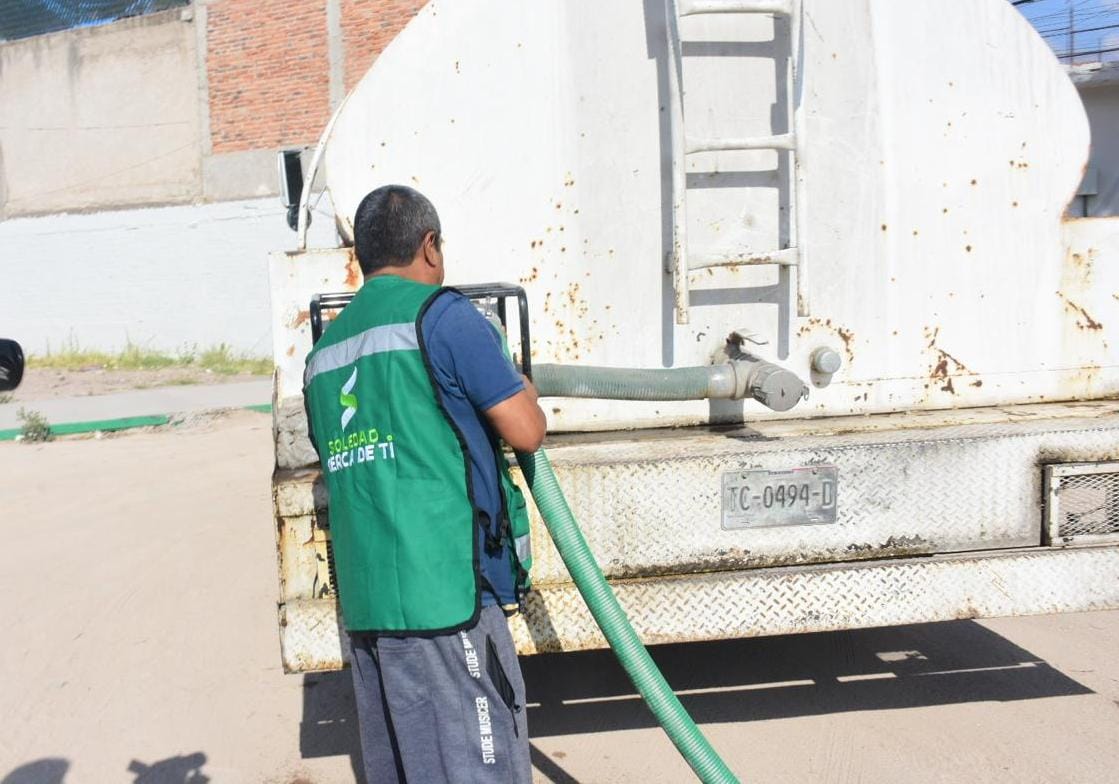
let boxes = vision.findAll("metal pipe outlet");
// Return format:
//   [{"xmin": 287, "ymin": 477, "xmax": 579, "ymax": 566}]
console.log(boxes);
[{"xmin": 532, "ymin": 359, "xmax": 808, "ymax": 412}]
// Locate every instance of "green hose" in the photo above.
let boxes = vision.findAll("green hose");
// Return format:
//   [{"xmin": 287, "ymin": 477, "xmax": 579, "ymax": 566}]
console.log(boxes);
[
  {"xmin": 517, "ymin": 448, "xmax": 740, "ymax": 784},
  {"xmin": 532, "ymin": 363, "xmax": 718, "ymax": 401}
]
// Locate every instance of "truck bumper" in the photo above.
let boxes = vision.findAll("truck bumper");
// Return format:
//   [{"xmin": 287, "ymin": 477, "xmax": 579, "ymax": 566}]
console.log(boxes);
[
  {"xmin": 278, "ymin": 544, "xmax": 1119, "ymax": 672},
  {"xmin": 274, "ymin": 399, "xmax": 1119, "ymax": 672}
]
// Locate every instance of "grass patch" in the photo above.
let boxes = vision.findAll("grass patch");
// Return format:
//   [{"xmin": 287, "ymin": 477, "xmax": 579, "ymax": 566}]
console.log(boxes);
[
  {"xmin": 29, "ymin": 340, "xmax": 272, "ymax": 376},
  {"xmin": 195, "ymin": 345, "xmax": 273, "ymax": 376},
  {"xmin": 0, "ymin": 393, "xmax": 11, "ymax": 405},
  {"xmin": 18, "ymin": 408, "xmax": 51, "ymax": 442}
]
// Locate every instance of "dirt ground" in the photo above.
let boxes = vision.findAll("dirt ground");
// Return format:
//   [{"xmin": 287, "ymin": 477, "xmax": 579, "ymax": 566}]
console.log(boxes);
[
  {"xmin": 6, "ymin": 368, "xmax": 266, "ymax": 403},
  {"xmin": 2, "ymin": 412, "xmax": 1118, "ymax": 783}
]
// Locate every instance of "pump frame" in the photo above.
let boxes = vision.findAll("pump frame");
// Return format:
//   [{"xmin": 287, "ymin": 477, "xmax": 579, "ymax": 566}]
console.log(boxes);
[{"xmin": 308, "ymin": 282, "xmax": 532, "ymax": 378}]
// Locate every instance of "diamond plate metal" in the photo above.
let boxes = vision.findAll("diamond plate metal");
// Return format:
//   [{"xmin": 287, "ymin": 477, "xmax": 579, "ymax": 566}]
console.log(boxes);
[
  {"xmin": 278, "ymin": 545, "xmax": 1119, "ymax": 670},
  {"xmin": 278, "ymin": 600, "xmax": 349, "ymax": 674},
  {"xmin": 519, "ymin": 410, "xmax": 1119, "ymax": 584},
  {"xmin": 272, "ymin": 401, "xmax": 1119, "ymax": 671}
]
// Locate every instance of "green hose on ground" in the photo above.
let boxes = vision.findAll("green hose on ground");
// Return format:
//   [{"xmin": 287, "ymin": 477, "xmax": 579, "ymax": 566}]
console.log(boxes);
[{"xmin": 516, "ymin": 448, "xmax": 740, "ymax": 784}]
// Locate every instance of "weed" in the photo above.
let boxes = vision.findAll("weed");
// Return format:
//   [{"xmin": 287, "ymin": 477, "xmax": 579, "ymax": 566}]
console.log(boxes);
[
  {"xmin": 196, "ymin": 344, "xmax": 273, "ymax": 376},
  {"xmin": 17, "ymin": 408, "xmax": 51, "ymax": 442},
  {"xmin": 0, "ymin": 393, "xmax": 12, "ymax": 405}
]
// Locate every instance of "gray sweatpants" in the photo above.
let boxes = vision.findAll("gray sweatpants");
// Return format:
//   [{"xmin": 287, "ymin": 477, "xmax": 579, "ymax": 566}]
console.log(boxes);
[{"xmin": 348, "ymin": 605, "xmax": 531, "ymax": 783}]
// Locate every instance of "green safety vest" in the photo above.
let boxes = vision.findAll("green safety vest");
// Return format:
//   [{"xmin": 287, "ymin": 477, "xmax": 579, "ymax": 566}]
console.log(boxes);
[{"xmin": 303, "ymin": 275, "xmax": 532, "ymax": 634}]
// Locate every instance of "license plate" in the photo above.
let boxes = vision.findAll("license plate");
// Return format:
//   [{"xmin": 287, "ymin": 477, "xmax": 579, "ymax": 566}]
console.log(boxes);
[{"xmin": 721, "ymin": 466, "xmax": 839, "ymax": 530}]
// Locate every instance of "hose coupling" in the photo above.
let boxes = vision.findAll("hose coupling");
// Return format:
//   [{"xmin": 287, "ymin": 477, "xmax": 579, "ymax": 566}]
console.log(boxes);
[{"xmin": 710, "ymin": 359, "xmax": 809, "ymax": 412}]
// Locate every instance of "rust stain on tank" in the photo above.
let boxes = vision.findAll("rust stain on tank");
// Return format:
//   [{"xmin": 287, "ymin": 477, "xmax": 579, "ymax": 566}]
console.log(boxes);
[
  {"xmin": 1077, "ymin": 365, "xmax": 1101, "ymax": 389},
  {"xmin": 1058, "ymin": 293, "xmax": 1103, "ymax": 331},
  {"xmin": 541, "ymin": 282, "xmax": 603, "ymax": 361},
  {"xmin": 1060, "ymin": 245, "xmax": 1096, "ymax": 298},
  {"xmin": 290, "ymin": 310, "xmax": 311, "ymax": 329},
  {"xmin": 797, "ymin": 318, "xmax": 855, "ymax": 363},
  {"xmin": 924, "ymin": 327, "xmax": 975, "ymax": 394},
  {"xmin": 343, "ymin": 253, "xmax": 362, "ymax": 289},
  {"xmin": 1067, "ymin": 248, "xmax": 1094, "ymax": 282}
]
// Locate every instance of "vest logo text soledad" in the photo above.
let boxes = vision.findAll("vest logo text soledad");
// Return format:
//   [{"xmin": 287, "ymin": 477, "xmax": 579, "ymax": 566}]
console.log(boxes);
[{"xmin": 325, "ymin": 365, "xmax": 397, "ymax": 474}]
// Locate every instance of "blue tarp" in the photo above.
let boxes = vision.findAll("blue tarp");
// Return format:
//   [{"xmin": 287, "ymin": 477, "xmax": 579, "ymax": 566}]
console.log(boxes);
[{"xmin": 0, "ymin": 0, "xmax": 189, "ymax": 42}]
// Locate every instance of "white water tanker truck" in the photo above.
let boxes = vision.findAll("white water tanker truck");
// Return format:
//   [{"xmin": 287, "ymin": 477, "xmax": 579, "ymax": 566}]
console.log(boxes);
[{"xmin": 268, "ymin": 0, "xmax": 1119, "ymax": 673}]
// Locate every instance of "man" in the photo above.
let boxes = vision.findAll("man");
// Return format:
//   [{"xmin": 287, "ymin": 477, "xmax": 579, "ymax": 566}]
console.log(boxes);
[{"xmin": 303, "ymin": 185, "xmax": 546, "ymax": 783}]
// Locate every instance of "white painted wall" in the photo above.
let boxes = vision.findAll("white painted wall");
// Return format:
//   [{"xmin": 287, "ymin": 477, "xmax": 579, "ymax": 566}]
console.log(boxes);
[{"xmin": 0, "ymin": 198, "xmax": 338, "ymax": 356}]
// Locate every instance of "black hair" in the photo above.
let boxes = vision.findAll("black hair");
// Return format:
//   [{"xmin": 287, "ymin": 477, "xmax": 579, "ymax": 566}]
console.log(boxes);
[{"xmin": 352, "ymin": 185, "xmax": 442, "ymax": 275}]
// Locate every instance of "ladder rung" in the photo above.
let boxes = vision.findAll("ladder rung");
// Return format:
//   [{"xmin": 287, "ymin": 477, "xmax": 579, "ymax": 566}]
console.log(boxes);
[
  {"xmin": 686, "ymin": 133, "xmax": 796, "ymax": 154},
  {"xmin": 689, "ymin": 247, "xmax": 799, "ymax": 271},
  {"xmin": 679, "ymin": 0, "xmax": 792, "ymax": 17}
]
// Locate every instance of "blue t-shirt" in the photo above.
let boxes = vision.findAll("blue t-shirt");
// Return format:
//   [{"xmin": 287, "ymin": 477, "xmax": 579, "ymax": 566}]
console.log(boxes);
[{"xmin": 421, "ymin": 291, "xmax": 525, "ymax": 607}]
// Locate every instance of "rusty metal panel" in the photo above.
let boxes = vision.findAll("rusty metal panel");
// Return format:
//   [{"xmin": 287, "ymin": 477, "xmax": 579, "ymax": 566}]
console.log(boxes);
[
  {"xmin": 274, "ymin": 468, "xmax": 326, "ymax": 517},
  {"xmin": 269, "ymin": 249, "xmax": 360, "ymax": 470},
  {"xmin": 273, "ymin": 468, "xmax": 333, "ymax": 606},
  {"xmin": 277, "ymin": 544, "xmax": 1119, "ymax": 671}
]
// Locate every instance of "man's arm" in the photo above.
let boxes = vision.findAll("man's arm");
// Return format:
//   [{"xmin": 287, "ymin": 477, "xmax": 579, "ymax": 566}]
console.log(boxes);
[
  {"xmin": 485, "ymin": 375, "xmax": 546, "ymax": 453},
  {"xmin": 424, "ymin": 294, "xmax": 547, "ymax": 452}
]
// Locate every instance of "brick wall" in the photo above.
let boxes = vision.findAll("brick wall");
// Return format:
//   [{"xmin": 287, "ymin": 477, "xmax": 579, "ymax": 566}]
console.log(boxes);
[
  {"xmin": 206, "ymin": 0, "xmax": 331, "ymax": 153},
  {"xmin": 341, "ymin": 0, "xmax": 426, "ymax": 92},
  {"xmin": 204, "ymin": 0, "xmax": 424, "ymax": 154}
]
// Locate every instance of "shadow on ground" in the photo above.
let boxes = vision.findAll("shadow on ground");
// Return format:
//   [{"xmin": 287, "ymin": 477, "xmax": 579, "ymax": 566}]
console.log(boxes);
[
  {"xmin": 299, "ymin": 670, "xmax": 365, "ymax": 783},
  {"xmin": 2, "ymin": 753, "xmax": 209, "ymax": 784},
  {"xmin": 293, "ymin": 620, "xmax": 1092, "ymax": 784},
  {"xmin": 521, "ymin": 620, "xmax": 1092, "ymax": 739},
  {"xmin": 1, "ymin": 760, "xmax": 69, "ymax": 784}
]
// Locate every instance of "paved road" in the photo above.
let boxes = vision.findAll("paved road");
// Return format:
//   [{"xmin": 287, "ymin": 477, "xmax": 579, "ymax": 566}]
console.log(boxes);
[
  {"xmin": 1, "ymin": 413, "xmax": 1116, "ymax": 783},
  {"xmin": 0, "ymin": 379, "xmax": 271, "ymax": 431}
]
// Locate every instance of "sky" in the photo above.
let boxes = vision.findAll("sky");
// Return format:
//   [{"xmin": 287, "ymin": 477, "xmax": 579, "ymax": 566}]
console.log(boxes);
[{"xmin": 1013, "ymin": 0, "xmax": 1119, "ymax": 62}]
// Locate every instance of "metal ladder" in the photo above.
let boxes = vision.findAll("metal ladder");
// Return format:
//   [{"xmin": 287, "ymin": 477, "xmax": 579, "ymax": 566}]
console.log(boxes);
[{"xmin": 664, "ymin": 0, "xmax": 808, "ymax": 324}]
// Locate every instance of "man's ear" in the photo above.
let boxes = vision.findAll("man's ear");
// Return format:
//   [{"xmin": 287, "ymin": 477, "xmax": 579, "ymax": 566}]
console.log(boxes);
[{"xmin": 422, "ymin": 231, "xmax": 440, "ymax": 267}]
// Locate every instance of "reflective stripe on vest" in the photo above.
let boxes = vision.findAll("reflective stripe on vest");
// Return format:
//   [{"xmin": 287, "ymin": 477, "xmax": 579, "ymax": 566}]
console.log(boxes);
[{"xmin": 303, "ymin": 322, "xmax": 418, "ymax": 387}]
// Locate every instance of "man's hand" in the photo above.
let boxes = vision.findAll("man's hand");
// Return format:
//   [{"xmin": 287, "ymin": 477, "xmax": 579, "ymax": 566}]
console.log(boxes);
[{"xmin": 485, "ymin": 375, "xmax": 547, "ymax": 453}]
